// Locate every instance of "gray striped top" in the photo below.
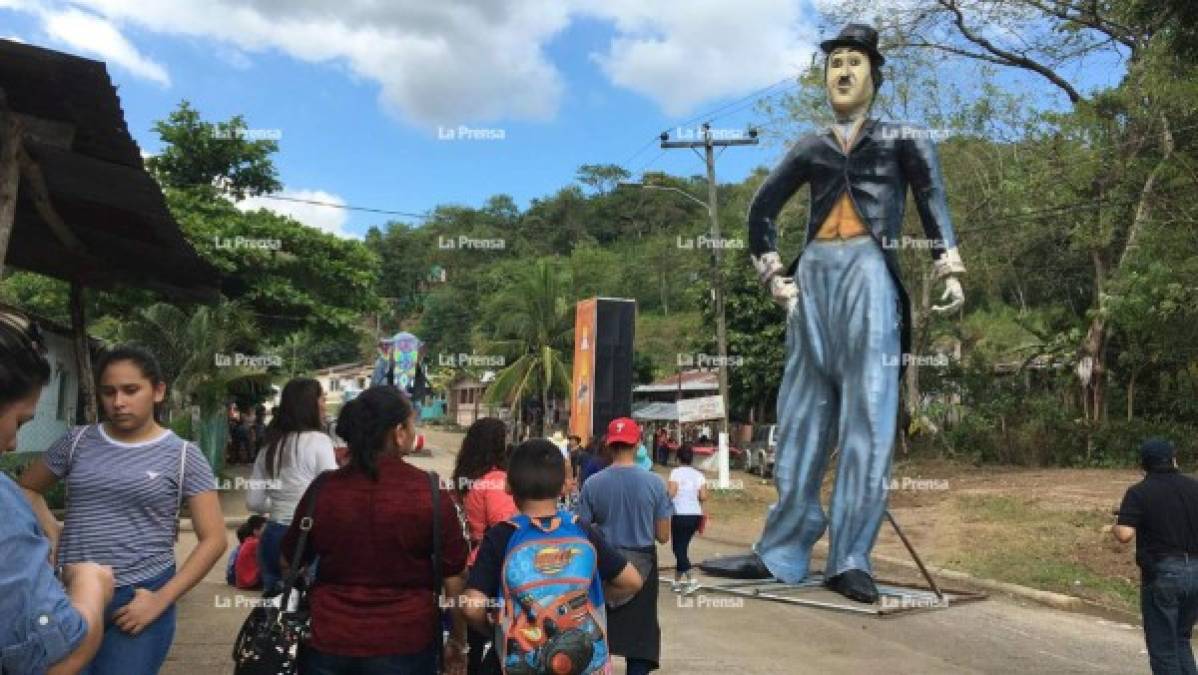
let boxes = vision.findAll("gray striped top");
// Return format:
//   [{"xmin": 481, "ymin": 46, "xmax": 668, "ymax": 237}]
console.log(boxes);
[{"xmin": 45, "ymin": 425, "xmax": 217, "ymax": 586}]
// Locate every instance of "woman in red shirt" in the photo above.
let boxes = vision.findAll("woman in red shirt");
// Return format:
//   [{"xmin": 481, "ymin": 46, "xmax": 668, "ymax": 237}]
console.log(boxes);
[
  {"xmin": 449, "ymin": 417, "xmax": 516, "ymax": 675},
  {"xmin": 282, "ymin": 386, "xmax": 469, "ymax": 674}
]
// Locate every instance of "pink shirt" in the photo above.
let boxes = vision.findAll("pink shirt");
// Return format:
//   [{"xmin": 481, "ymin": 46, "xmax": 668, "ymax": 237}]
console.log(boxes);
[{"xmin": 464, "ymin": 467, "xmax": 518, "ymax": 565}]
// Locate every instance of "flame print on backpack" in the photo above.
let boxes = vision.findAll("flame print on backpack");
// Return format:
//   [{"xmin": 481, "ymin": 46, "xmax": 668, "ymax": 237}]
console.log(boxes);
[{"xmin": 497, "ymin": 510, "xmax": 609, "ymax": 674}]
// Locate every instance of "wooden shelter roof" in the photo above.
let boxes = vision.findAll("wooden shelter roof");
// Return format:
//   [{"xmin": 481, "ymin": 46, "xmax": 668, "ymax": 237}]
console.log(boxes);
[{"xmin": 0, "ymin": 38, "xmax": 220, "ymax": 302}]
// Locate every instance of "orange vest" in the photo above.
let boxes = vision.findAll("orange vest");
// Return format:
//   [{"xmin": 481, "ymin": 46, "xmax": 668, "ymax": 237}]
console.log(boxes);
[{"xmin": 816, "ymin": 120, "xmax": 869, "ymax": 240}]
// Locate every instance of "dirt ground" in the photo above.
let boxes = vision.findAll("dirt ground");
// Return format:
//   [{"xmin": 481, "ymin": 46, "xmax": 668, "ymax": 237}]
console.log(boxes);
[{"xmin": 692, "ymin": 458, "xmax": 1144, "ymax": 616}]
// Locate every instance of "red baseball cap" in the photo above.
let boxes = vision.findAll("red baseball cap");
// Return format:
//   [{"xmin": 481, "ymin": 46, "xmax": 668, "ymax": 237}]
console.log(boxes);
[{"xmin": 605, "ymin": 417, "xmax": 641, "ymax": 446}]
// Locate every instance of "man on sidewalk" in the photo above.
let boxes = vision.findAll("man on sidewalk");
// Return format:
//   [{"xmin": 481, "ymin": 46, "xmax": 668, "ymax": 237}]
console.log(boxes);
[
  {"xmin": 579, "ymin": 417, "xmax": 672, "ymax": 674},
  {"xmin": 1114, "ymin": 438, "xmax": 1198, "ymax": 674}
]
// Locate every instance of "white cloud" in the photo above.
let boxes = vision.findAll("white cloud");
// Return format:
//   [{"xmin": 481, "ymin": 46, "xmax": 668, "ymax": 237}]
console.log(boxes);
[
  {"xmin": 578, "ymin": 0, "xmax": 817, "ymax": 116},
  {"xmin": 6, "ymin": 0, "xmax": 821, "ymax": 121},
  {"xmin": 59, "ymin": 0, "xmax": 571, "ymax": 126},
  {"xmin": 40, "ymin": 7, "xmax": 170, "ymax": 85},
  {"xmin": 236, "ymin": 188, "xmax": 357, "ymax": 239}
]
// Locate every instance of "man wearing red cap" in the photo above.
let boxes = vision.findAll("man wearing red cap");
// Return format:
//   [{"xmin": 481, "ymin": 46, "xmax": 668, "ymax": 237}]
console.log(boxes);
[{"xmin": 578, "ymin": 417, "xmax": 673, "ymax": 674}]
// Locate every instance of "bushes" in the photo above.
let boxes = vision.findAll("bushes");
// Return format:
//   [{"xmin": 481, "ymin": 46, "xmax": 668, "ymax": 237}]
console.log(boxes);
[
  {"xmin": 916, "ymin": 357, "xmax": 1197, "ymax": 468},
  {"xmin": 0, "ymin": 451, "xmax": 65, "ymax": 509},
  {"xmin": 940, "ymin": 393, "xmax": 1086, "ymax": 466},
  {"xmin": 931, "ymin": 391, "xmax": 1196, "ymax": 468},
  {"xmin": 1089, "ymin": 418, "xmax": 1198, "ymax": 469}
]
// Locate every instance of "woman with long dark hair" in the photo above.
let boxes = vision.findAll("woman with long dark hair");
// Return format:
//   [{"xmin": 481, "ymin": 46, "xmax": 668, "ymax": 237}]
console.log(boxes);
[
  {"xmin": 246, "ymin": 377, "xmax": 336, "ymax": 593},
  {"xmin": 281, "ymin": 385, "xmax": 469, "ymax": 674},
  {"xmin": 20, "ymin": 344, "xmax": 226, "ymax": 674},
  {"xmin": 450, "ymin": 417, "xmax": 515, "ymax": 674},
  {"xmin": 0, "ymin": 308, "xmax": 114, "ymax": 674}
]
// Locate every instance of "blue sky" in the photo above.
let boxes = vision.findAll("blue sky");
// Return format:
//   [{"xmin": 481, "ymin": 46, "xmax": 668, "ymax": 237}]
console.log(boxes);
[{"xmin": 0, "ymin": 0, "xmax": 1126, "ymax": 239}]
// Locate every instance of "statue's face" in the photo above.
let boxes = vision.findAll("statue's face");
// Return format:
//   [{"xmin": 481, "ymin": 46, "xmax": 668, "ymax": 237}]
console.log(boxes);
[{"xmin": 825, "ymin": 47, "xmax": 874, "ymax": 115}]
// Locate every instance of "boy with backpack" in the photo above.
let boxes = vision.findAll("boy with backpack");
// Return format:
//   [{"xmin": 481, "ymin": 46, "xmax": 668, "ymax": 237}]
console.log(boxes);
[
  {"xmin": 577, "ymin": 418, "xmax": 673, "ymax": 674},
  {"xmin": 463, "ymin": 438, "xmax": 643, "ymax": 674}
]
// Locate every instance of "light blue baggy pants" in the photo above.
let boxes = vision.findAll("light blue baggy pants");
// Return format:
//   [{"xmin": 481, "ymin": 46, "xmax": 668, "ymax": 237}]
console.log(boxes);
[{"xmin": 753, "ymin": 236, "xmax": 901, "ymax": 583}]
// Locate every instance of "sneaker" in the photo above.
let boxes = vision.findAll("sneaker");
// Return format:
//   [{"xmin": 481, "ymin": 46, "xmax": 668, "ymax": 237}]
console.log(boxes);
[{"xmin": 671, "ymin": 577, "xmax": 682, "ymax": 593}]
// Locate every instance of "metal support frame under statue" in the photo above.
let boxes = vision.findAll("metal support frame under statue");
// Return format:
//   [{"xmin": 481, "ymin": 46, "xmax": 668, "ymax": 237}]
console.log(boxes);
[{"xmin": 680, "ymin": 511, "xmax": 987, "ymax": 616}]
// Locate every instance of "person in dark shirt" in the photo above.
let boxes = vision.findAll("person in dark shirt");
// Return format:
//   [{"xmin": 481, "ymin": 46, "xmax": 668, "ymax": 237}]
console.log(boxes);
[{"xmin": 1114, "ymin": 438, "xmax": 1198, "ymax": 675}]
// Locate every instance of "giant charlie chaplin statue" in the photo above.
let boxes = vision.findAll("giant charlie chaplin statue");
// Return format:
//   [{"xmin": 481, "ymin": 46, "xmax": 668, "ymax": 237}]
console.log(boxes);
[{"xmin": 700, "ymin": 24, "xmax": 966, "ymax": 603}]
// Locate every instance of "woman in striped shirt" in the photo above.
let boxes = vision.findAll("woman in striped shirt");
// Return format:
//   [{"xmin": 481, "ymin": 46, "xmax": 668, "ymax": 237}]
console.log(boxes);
[{"xmin": 20, "ymin": 346, "xmax": 227, "ymax": 674}]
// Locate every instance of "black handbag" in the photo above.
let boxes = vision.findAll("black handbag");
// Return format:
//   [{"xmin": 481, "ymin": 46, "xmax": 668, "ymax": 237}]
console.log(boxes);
[{"xmin": 232, "ymin": 473, "xmax": 327, "ymax": 675}]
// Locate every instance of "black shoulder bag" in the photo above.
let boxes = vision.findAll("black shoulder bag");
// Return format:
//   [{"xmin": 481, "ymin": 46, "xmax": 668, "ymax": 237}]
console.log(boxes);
[{"xmin": 232, "ymin": 472, "xmax": 328, "ymax": 675}]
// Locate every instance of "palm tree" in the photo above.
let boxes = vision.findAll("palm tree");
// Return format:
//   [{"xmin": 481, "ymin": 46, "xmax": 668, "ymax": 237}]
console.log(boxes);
[
  {"xmin": 118, "ymin": 300, "xmax": 270, "ymax": 469},
  {"xmin": 484, "ymin": 260, "xmax": 574, "ymax": 438}
]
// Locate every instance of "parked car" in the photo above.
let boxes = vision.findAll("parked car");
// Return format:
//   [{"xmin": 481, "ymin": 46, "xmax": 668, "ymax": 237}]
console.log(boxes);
[
  {"xmin": 691, "ymin": 440, "xmax": 746, "ymax": 471},
  {"xmin": 745, "ymin": 424, "xmax": 777, "ymax": 477}
]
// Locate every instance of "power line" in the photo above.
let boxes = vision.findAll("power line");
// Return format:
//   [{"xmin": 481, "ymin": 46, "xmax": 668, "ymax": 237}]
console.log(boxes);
[
  {"xmin": 617, "ymin": 75, "xmax": 798, "ymax": 173},
  {"xmin": 246, "ymin": 193, "xmax": 432, "ymax": 220}
]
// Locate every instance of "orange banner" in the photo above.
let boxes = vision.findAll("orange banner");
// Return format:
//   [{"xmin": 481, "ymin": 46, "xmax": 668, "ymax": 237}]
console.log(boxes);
[{"xmin": 569, "ymin": 298, "xmax": 597, "ymax": 444}]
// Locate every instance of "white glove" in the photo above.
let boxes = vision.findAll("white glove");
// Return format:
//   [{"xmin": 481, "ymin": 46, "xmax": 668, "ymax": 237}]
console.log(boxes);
[
  {"xmin": 768, "ymin": 274, "xmax": 798, "ymax": 314},
  {"xmin": 752, "ymin": 252, "xmax": 797, "ymax": 313},
  {"xmin": 931, "ymin": 275, "xmax": 964, "ymax": 314},
  {"xmin": 751, "ymin": 252, "xmax": 785, "ymax": 284}
]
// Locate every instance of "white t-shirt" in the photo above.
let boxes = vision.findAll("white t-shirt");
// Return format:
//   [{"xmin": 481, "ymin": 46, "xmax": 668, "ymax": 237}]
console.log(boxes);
[
  {"xmin": 246, "ymin": 430, "xmax": 338, "ymax": 524},
  {"xmin": 669, "ymin": 466, "xmax": 705, "ymax": 516}
]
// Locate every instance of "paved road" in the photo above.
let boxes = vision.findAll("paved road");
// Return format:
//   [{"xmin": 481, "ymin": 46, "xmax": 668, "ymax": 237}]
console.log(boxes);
[{"xmin": 163, "ymin": 429, "xmax": 1152, "ymax": 674}]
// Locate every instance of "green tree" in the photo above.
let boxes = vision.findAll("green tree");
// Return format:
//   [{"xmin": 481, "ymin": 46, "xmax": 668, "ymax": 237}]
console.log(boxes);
[
  {"xmin": 146, "ymin": 100, "xmax": 281, "ymax": 199},
  {"xmin": 117, "ymin": 301, "xmax": 271, "ymax": 468},
  {"xmin": 484, "ymin": 260, "xmax": 574, "ymax": 437}
]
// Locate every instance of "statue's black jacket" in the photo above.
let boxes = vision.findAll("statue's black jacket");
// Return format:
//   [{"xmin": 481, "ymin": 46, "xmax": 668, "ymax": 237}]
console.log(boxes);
[{"xmin": 747, "ymin": 119, "xmax": 961, "ymax": 363}]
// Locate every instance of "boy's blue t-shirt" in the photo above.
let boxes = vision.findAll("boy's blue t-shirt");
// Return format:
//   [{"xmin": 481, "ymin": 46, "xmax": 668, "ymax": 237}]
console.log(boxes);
[{"xmin": 578, "ymin": 465, "xmax": 673, "ymax": 549}]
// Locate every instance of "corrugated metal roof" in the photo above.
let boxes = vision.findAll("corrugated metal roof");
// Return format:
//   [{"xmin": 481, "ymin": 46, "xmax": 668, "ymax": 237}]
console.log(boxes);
[{"xmin": 634, "ymin": 369, "xmax": 718, "ymax": 393}]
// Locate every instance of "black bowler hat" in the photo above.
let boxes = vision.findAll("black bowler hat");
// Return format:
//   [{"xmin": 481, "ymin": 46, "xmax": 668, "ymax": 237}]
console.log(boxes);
[{"xmin": 820, "ymin": 23, "xmax": 886, "ymax": 67}]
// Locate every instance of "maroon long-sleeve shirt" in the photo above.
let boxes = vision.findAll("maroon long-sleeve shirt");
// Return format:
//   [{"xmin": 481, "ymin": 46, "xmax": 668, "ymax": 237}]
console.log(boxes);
[{"xmin": 282, "ymin": 455, "xmax": 467, "ymax": 657}]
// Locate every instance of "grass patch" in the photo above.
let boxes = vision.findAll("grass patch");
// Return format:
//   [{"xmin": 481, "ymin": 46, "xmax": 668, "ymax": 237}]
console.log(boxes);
[{"xmin": 949, "ymin": 494, "xmax": 1139, "ymax": 614}]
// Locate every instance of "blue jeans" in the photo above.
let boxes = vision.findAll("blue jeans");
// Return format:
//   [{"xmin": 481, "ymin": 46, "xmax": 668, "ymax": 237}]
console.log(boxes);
[
  {"xmin": 82, "ymin": 566, "xmax": 176, "ymax": 675},
  {"xmin": 626, "ymin": 657, "xmax": 655, "ymax": 675},
  {"xmin": 300, "ymin": 645, "xmax": 437, "ymax": 674},
  {"xmin": 1143, "ymin": 558, "xmax": 1198, "ymax": 675},
  {"xmin": 753, "ymin": 237, "xmax": 901, "ymax": 583},
  {"xmin": 258, "ymin": 520, "xmax": 290, "ymax": 593},
  {"xmin": 671, "ymin": 515, "xmax": 702, "ymax": 574}
]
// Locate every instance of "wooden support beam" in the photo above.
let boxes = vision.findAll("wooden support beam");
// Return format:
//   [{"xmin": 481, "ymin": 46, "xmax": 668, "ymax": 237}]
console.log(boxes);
[
  {"xmin": 17, "ymin": 146, "xmax": 86, "ymax": 251},
  {"xmin": 70, "ymin": 282, "xmax": 97, "ymax": 423},
  {"xmin": 0, "ymin": 110, "xmax": 21, "ymax": 276}
]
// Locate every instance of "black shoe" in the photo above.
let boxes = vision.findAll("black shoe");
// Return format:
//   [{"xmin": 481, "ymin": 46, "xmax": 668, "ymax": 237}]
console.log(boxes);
[
  {"xmin": 825, "ymin": 569, "xmax": 879, "ymax": 604},
  {"xmin": 697, "ymin": 553, "xmax": 774, "ymax": 580}
]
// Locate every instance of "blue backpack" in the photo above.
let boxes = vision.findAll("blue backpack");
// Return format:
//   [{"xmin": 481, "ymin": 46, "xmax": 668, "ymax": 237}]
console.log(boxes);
[{"xmin": 497, "ymin": 510, "xmax": 608, "ymax": 675}]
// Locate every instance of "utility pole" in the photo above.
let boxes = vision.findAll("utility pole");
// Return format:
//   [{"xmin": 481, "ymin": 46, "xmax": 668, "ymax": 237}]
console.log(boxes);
[{"xmin": 660, "ymin": 123, "xmax": 758, "ymax": 439}]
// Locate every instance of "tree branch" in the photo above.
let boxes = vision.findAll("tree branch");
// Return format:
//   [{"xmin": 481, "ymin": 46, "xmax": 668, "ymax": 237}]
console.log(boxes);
[
  {"xmin": 1019, "ymin": 0, "xmax": 1139, "ymax": 51},
  {"xmin": 938, "ymin": 0, "xmax": 1083, "ymax": 103}
]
